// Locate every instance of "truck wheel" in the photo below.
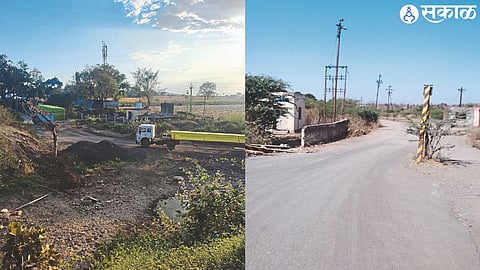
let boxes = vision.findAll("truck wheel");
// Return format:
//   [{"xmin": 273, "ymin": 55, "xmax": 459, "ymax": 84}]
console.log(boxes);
[
  {"xmin": 166, "ymin": 142, "xmax": 176, "ymax": 150},
  {"xmin": 141, "ymin": 138, "xmax": 150, "ymax": 148}
]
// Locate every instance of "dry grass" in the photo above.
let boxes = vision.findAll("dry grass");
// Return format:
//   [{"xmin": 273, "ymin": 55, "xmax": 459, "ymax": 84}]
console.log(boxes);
[{"xmin": 470, "ymin": 128, "xmax": 480, "ymax": 149}]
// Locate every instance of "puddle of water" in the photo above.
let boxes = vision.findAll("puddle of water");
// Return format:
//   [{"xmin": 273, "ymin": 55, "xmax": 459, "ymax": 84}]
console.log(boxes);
[{"xmin": 157, "ymin": 197, "xmax": 184, "ymax": 223}]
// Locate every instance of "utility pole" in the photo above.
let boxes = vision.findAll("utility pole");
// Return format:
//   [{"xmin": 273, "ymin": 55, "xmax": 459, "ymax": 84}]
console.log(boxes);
[
  {"xmin": 189, "ymin": 83, "xmax": 193, "ymax": 114},
  {"xmin": 375, "ymin": 74, "xmax": 383, "ymax": 109},
  {"xmin": 102, "ymin": 41, "xmax": 108, "ymax": 66},
  {"xmin": 333, "ymin": 18, "xmax": 346, "ymax": 122},
  {"xmin": 386, "ymin": 85, "xmax": 394, "ymax": 113},
  {"xmin": 458, "ymin": 87, "xmax": 466, "ymax": 107}
]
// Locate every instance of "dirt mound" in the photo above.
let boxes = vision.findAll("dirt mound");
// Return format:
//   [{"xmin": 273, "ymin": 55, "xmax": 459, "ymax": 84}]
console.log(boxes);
[{"xmin": 63, "ymin": 140, "xmax": 130, "ymax": 165}]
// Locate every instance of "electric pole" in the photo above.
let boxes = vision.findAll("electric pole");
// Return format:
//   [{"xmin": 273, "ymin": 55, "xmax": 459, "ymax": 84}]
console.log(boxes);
[
  {"xmin": 375, "ymin": 74, "xmax": 383, "ymax": 109},
  {"xmin": 333, "ymin": 18, "xmax": 346, "ymax": 122},
  {"xmin": 458, "ymin": 87, "xmax": 466, "ymax": 107},
  {"xmin": 386, "ymin": 85, "xmax": 394, "ymax": 113},
  {"xmin": 189, "ymin": 82, "xmax": 193, "ymax": 114}
]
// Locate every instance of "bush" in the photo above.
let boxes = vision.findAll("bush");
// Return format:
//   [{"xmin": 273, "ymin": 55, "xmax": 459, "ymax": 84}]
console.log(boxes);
[
  {"xmin": 155, "ymin": 234, "xmax": 244, "ymax": 270},
  {"xmin": 93, "ymin": 233, "xmax": 244, "ymax": 270},
  {"xmin": 178, "ymin": 165, "xmax": 245, "ymax": 245},
  {"xmin": 0, "ymin": 105, "xmax": 22, "ymax": 126},
  {"xmin": 1, "ymin": 222, "xmax": 62, "ymax": 269},
  {"xmin": 349, "ymin": 108, "xmax": 379, "ymax": 124},
  {"xmin": 156, "ymin": 122, "xmax": 176, "ymax": 134},
  {"xmin": 430, "ymin": 108, "xmax": 444, "ymax": 120}
]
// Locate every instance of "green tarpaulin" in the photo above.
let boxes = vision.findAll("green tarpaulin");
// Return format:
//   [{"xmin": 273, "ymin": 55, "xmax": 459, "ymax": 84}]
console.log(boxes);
[{"xmin": 37, "ymin": 104, "xmax": 66, "ymax": 121}]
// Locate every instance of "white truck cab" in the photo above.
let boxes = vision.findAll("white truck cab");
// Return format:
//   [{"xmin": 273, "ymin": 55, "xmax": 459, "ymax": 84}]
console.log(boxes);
[{"xmin": 136, "ymin": 124, "xmax": 178, "ymax": 150}]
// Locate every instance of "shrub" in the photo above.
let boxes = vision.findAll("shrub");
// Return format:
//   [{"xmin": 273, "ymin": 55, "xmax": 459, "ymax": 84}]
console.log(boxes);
[
  {"xmin": 347, "ymin": 108, "xmax": 379, "ymax": 124},
  {"xmin": 430, "ymin": 108, "xmax": 444, "ymax": 120},
  {"xmin": 0, "ymin": 105, "xmax": 22, "ymax": 127},
  {"xmin": 155, "ymin": 234, "xmax": 244, "ymax": 270},
  {"xmin": 92, "ymin": 233, "xmax": 244, "ymax": 270},
  {"xmin": 156, "ymin": 122, "xmax": 176, "ymax": 134},
  {"xmin": 178, "ymin": 165, "xmax": 245, "ymax": 245},
  {"xmin": 1, "ymin": 222, "xmax": 62, "ymax": 269}
]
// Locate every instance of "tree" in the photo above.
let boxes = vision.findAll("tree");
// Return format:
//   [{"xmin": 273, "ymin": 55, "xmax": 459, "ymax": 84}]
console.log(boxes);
[
  {"xmin": 197, "ymin": 81, "xmax": 217, "ymax": 100},
  {"xmin": 198, "ymin": 81, "xmax": 216, "ymax": 116},
  {"xmin": 0, "ymin": 55, "xmax": 35, "ymax": 108},
  {"xmin": 132, "ymin": 67, "xmax": 161, "ymax": 108},
  {"xmin": 245, "ymin": 74, "xmax": 289, "ymax": 143},
  {"xmin": 72, "ymin": 64, "xmax": 126, "ymax": 101}
]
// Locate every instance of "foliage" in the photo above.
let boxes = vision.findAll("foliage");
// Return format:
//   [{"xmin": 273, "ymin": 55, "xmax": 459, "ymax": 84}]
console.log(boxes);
[
  {"xmin": 198, "ymin": 81, "xmax": 217, "ymax": 100},
  {"xmin": 155, "ymin": 122, "xmax": 175, "ymax": 134},
  {"xmin": 91, "ymin": 164, "xmax": 245, "ymax": 269},
  {"xmin": 132, "ymin": 67, "xmax": 161, "ymax": 108},
  {"xmin": 72, "ymin": 64, "xmax": 126, "ymax": 101},
  {"xmin": 305, "ymin": 95, "xmax": 318, "ymax": 110},
  {"xmin": 0, "ymin": 55, "xmax": 33, "ymax": 108},
  {"xmin": 45, "ymin": 91, "xmax": 77, "ymax": 109},
  {"xmin": 178, "ymin": 165, "xmax": 245, "ymax": 245},
  {"xmin": 347, "ymin": 108, "xmax": 379, "ymax": 124},
  {"xmin": 406, "ymin": 119, "xmax": 455, "ymax": 160},
  {"xmin": 92, "ymin": 233, "xmax": 244, "ymax": 270},
  {"xmin": 152, "ymin": 234, "xmax": 244, "ymax": 270},
  {"xmin": 1, "ymin": 222, "xmax": 62, "ymax": 270},
  {"xmin": 0, "ymin": 105, "xmax": 22, "ymax": 126},
  {"xmin": 245, "ymin": 74, "xmax": 289, "ymax": 143},
  {"xmin": 430, "ymin": 108, "xmax": 444, "ymax": 120}
]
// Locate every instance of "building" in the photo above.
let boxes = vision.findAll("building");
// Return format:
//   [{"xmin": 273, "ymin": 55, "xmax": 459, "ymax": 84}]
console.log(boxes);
[{"xmin": 273, "ymin": 92, "xmax": 306, "ymax": 133}]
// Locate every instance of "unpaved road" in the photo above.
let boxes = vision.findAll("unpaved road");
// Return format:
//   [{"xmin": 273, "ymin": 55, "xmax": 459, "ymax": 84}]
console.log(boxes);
[{"xmin": 246, "ymin": 120, "xmax": 480, "ymax": 269}]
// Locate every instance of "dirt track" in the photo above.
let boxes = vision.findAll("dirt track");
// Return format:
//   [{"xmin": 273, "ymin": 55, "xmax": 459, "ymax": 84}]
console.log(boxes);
[{"xmin": 1, "ymin": 122, "xmax": 244, "ymax": 262}]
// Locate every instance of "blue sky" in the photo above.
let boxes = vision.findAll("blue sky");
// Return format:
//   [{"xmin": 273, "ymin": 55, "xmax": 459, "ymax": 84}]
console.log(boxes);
[
  {"xmin": 246, "ymin": 0, "xmax": 480, "ymax": 105},
  {"xmin": 0, "ymin": 0, "xmax": 244, "ymax": 95}
]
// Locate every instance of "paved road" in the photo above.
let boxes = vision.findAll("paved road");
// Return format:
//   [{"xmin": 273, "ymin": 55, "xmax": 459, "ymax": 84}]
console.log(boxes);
[{"xmin": 246, "ymin": 120, "xmax": 479, "ymax": 270}]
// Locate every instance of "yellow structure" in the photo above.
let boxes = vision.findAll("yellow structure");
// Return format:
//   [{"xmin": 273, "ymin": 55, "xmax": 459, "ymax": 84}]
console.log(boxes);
[{"xmin": 170, "ymin": 130, "xmax": 245, "ymax": 144}]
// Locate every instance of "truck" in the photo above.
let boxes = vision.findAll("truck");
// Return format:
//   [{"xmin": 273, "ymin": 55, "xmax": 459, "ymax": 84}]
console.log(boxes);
[
  {"xmin": 136, "ymin": 123, "xmax": 245, "ymax": 150},
  {"xmin": 136, "ymin": 124, "xmax": 179, "ymax": 150}
]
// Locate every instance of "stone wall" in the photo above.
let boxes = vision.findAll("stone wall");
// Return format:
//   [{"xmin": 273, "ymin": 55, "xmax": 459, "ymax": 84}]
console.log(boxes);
[{"xmin": 301, "ymin": 119, "xmax": 349, "ymax": 147}]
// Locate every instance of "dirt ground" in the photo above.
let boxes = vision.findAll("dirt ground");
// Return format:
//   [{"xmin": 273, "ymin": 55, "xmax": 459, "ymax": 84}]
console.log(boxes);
[
  {"xmin": 0, "ymin": 123, "xmax": 244, "ymax": 263},
  {"xmin": 412, "ymin": 132, "xmax": 480, "ymax": 257}
]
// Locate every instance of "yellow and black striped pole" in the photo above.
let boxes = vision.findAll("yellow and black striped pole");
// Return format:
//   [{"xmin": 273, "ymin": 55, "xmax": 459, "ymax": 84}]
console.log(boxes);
[{"xmin": 416, "ymin": 85, "xmax": 433, "ymax": 163}]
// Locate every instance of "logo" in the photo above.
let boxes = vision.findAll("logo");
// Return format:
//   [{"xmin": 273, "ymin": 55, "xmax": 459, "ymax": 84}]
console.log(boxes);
[
  {"xmin": 400, "ymin": 4, "xmax": 477, "ymax": 24},
  {"xmin": 400, "ymin": 4, "xmax": 419, "ymax": 24}
]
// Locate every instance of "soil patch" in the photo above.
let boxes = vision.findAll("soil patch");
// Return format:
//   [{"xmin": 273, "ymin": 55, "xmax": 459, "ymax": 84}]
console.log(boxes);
[{"xmin": 63, "ymin": 140, "xmax": 145, "ymax": 165}]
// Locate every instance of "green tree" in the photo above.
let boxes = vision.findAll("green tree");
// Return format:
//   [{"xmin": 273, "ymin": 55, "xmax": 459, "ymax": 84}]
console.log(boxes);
[
  {"xmin": 132, "ymin": 67, "xmax": 161, "ymax": 107},
  {"xmin": 72, "ymin": 64, "xmax": 126, "ymax": 100},
  {"xmin": 198, "ymin": 81, "xmax": 217, "ymax": 116},
  {"xmin": 0, "ymin": 55, "xmax": 35, "ymax": 108},
  {"xmin": 198, "ymin": 81, "xmax": 217, "ymax": 100},
  {"xmin": 245, "ymin": 74, "xmax": 289, "ymax": 143}
]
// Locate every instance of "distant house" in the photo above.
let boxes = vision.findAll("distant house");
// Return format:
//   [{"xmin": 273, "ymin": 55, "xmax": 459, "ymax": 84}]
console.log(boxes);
[{"xmin": 273, "ymin": 92, "xmax": 306, "ymax": 133}]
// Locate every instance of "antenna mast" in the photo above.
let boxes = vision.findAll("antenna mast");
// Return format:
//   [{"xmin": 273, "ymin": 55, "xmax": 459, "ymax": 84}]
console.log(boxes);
[{"xmin": 102, "ymin": 41, "xmax": 108, "ymax": 66}]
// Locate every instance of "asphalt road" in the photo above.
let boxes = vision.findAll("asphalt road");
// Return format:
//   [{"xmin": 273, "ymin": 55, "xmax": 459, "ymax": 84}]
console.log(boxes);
[{"xmin": 246, "ymin": 120, "xmax": 479, "ymax": 270}]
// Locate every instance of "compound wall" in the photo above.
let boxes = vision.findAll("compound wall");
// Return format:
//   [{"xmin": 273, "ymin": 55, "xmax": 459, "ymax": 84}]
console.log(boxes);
[{"xmin": 301, "ymin": 119, "xmax": 349, "ymax": 147}]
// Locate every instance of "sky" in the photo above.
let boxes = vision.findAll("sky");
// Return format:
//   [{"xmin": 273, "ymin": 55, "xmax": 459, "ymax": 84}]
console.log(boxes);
[
  {"xmin": 0, "ymin": 0, "xmax": 244, "ymax": 95},
  {"xmin": 246, "ymin": 0, "xmax": 480, "ymax": 105}
]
